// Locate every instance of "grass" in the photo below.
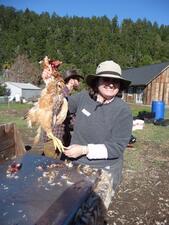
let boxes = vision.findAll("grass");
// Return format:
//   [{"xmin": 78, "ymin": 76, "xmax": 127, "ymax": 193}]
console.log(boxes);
[
  {"xmin": 0, "ymin": 102, "xmax": 32, "ymax": 110},
  {"xmin": 0, "ymin": 103, "xmax": 32, "ymax": 129},
  {"xmin": 129, "ymin": 103, "xmax": 169, "ymax": 118},
  {"xmin": 129, "ymin": 103, "xmax": 151, "ymax": 117},
  {"xmin": 124, "ymin": 147, "xmax": 144, "ymax": 171},
  {"xmin": 0, "ymin": 114, "xmax": 28, "ymax": 129},
  {"xmin": 130, "ymin": 103, "xmax": 169, "ymax": 143},
  {"xmin": 134, "ymin": 123, "xmax": 169, "ymax": 143},
  {"xmin": 125, "ymin": 103, "xmax": 169, "ymax": 171}
]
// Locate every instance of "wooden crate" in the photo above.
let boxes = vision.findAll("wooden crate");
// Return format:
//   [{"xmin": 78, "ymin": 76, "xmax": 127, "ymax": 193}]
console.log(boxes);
[{"xmin": 0, "ymin": 123, "xmax": 25, "ymax": 162}]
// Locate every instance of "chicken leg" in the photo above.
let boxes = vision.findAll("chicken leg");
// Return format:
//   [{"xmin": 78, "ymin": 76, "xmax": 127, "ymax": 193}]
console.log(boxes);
[{"xmin": 47, "ymin": 132, "xmax": 64, "ymax": 152}]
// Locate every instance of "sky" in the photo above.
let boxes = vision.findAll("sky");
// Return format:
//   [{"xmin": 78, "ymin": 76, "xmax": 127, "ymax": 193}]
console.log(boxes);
[{"xmin": 0, "ymin": 0, "xmax": 169, "ymax": 26}]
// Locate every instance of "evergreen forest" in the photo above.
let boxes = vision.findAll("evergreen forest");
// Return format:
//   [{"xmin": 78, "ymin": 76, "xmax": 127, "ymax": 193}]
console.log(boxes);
[{"xmin": 0, "ymin": 5, "xmax": 169, "ymax": 85}]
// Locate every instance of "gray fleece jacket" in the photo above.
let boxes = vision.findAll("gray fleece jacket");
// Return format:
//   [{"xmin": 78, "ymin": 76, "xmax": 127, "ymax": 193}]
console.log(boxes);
[{"xmin": 67, "ymin": 90, "xmax": 133, "ymax": 169}]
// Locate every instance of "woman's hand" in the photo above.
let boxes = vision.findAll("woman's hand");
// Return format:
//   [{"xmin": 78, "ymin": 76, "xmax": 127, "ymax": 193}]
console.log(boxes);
[{"xmin": 64, "ymin": 144, "xmax": 88, "ymax": 158}]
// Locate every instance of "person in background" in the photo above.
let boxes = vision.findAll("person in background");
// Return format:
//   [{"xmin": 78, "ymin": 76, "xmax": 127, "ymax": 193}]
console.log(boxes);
[
  {"xmin": 63, "ymin": 60, "xmax": 133, "ymax": 191},
  {"xmin": 42, "ymin": 69, "xmax": 84, "ymax": 158}
]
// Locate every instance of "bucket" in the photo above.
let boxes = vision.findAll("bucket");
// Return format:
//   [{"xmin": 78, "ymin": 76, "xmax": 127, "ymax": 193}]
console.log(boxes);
[{"xmin": 151, "ymin": 100, "xmax": 165, "ymax": 120}]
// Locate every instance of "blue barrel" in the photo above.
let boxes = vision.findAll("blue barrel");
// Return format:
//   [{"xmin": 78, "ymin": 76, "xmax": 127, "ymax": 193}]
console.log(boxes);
[{"xmin": 151, "ymin": 101, "xmax": 165, "ymax": 120}]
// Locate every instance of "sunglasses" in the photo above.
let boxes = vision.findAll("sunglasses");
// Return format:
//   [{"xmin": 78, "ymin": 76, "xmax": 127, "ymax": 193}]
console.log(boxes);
[{"xmin": 99, "ymin": 77, "xmax": 120, "ymax": 84}]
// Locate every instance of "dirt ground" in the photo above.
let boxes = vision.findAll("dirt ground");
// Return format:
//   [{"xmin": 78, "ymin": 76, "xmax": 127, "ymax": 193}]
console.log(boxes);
[
  {"xmin": 106, "ymin": 142, "xmax": 169, "ymax": 225},
  {"xmin": 3, "ymin": 108, "xmax": 169, "ymax": 225}
]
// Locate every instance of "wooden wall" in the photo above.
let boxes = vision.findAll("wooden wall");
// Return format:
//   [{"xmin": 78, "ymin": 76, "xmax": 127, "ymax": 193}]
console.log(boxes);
[
  {"xmin": 144, "ymin": 67, "xmax": 169, "ymax": 105},
  {"xmin": 124, "ymin": 67, "xmax": 169, "ymax": 106}
]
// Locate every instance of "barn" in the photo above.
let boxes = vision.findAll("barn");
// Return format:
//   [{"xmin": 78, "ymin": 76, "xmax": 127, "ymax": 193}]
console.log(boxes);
[
  {"xmin": 5, "ymin": 81, "xmax": 41, "ymax": 102},
  {"xmin": 122, "ymin": 62, "xmax": 169, "ymax": 105}
]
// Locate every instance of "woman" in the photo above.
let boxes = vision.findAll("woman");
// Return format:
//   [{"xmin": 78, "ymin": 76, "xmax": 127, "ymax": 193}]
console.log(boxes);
[{"xmin": 64, "ymin": 60, "xmax": 133, "ymax": 191}]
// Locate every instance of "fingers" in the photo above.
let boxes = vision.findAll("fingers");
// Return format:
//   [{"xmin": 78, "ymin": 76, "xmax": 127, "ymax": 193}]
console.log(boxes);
[
  {"xmin": 63, "ymin": 145, "xmax": 82, "ymax": 158},
  {"xmin": 42, "ymin": 69, "xmax": 52, "ymax": 80}
]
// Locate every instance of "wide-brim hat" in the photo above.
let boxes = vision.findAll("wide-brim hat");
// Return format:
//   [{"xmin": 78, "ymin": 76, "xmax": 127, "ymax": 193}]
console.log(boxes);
[
  {"xmin": 86, "ymin": 60, "xmax": 131, "ymax": 90},
  {"xmin": 63, "ymin": 70, "xmax": 84, "ymax": 82}
]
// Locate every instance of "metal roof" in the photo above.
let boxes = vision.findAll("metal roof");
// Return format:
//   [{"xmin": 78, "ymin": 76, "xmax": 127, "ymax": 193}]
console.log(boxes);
[
  {"xmin": 122, "ymin": 62, "xmax": 169, "ymax": 86},
  {"xmin": 5, "ymin": 82, "xmax": 41, "ymax": 90}
]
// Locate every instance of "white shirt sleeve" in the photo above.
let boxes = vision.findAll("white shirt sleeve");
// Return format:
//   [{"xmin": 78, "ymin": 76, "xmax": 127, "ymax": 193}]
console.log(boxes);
[{"xmin": 86, "ymin": 144, "xmax": 108, "ymax": 159}]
